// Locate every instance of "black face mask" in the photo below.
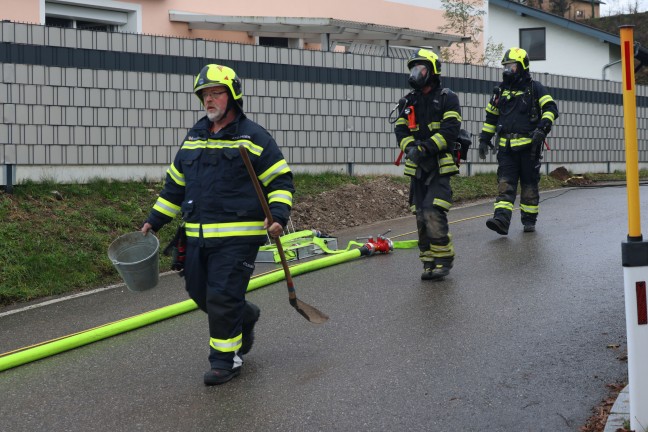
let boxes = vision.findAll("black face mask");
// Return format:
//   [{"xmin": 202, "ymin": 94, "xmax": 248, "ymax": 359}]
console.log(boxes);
[
  {"xmin": 502, "ymin": 63, "xmax": 522, "ymax": 86},
  {"xmin": 408, "ymin": 64, "xmax": 430, "ymax": 90}
]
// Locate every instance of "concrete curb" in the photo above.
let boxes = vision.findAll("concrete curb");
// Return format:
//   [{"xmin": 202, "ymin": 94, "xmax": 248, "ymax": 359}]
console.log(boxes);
[{"xmin": 603, "ymin": 385, "xmax": 630, "ymax": 432}]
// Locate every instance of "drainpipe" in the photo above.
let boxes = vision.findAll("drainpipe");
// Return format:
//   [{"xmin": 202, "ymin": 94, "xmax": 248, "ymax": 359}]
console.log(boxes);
[
  {"xmin": 604, "ymin": 42, "xmax": 642, "ymax": 80},
  {"xmin": 602, "ymin": 59, "xmax": 621, "ymax": 80}
]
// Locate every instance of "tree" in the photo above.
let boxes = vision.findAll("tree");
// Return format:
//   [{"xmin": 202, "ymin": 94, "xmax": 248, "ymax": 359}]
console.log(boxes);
[
  {"xmin": 522, "ymin": 0, "xmax": 545, "ymax": 9},
  {"xmin": 549, "ymin": 0, "xmax": 572, "ymax": 16},
  {"xmin": 603, "ymin": 0, "xmax": 643, "ymax": 16},
  {"xmin": 483, "ymin": 38, "xmax": 505, "ymax": 67},
  {"xmin": 439, "ymin": 0, "xmax": 486, "ymax": 64}
]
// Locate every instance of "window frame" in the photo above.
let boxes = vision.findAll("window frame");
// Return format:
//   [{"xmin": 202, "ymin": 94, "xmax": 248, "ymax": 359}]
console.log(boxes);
[
  {"xmin": 519, "ymin": 27, "xmax": 547, "ymax": 61},
  {"xmin": 42, "ymin": 0, "xmax": 141, "ymax": 33}
]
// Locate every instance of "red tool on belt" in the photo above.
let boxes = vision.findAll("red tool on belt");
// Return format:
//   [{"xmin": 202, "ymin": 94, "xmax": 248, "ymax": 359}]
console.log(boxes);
[{"xmin": 394, "ymin": 105, "xmax": 416, "ymax": 166}]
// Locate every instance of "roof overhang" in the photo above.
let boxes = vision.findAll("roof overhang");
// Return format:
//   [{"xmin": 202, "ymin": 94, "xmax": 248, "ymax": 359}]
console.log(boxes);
[{"xmin": 168, "ymin": 12, "xmax": 470, "ymax": 49}]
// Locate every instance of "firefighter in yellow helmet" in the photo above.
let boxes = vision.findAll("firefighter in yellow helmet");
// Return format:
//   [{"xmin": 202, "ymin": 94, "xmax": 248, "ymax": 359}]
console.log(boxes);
[
  {"xmin": 394, "ymin": 48, "xmax": 463, "ymax": 280},
  {"xmin": 478, "ymin": 47, "xmax": 559, "ymax": 234},
  {"xmin": 141, "ymin": 64, "xmax": 294, "ymax": 385}
]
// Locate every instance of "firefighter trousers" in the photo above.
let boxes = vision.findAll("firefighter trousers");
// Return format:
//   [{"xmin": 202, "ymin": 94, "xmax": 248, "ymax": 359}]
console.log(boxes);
[
  {"xmin": 184, "ymin": 240, "xmax": 260, "ymax": 370},
  {"xmin": 411, "ymin": 173, "xmax": 455, "ymax": 265},
  {"xmin": 493, "ymin": 147, "xmax": 541, "ymax": 227}
]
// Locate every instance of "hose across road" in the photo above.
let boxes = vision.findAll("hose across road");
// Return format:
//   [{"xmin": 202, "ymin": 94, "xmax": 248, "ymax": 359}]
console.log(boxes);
[{"xmin": 0, "ymin": 239, "xmax": 418, "ymax": 372}]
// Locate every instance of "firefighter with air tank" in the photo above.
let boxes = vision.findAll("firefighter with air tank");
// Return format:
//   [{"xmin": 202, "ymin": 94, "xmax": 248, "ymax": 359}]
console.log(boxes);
[
  {"xmin": 479, "ymin": 47, "xmax": 559, "ymax": 235},
  {"xmin": 394, "ymin": 48, "xmax": 463, "ymax": 281}
]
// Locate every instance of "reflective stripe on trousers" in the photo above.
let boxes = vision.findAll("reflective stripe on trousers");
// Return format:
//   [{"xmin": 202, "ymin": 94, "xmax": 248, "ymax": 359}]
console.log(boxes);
[{"xmin": 184, "ymin": 241, "xmax": 260, "ymax": 370}]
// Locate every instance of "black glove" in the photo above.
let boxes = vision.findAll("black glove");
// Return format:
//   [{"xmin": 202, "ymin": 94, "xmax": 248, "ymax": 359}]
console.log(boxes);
[
  {"xmin": 538, "ymin": 119, "xmax": 552, "ymax": 134},
  {"xmin": 415, "ymin": 140, "xmax": 437, "ymax": 156},
  {"xmin": 478, "ymin": 139, "xmax": 494, "ymax": 160},
  {"xmin": 405, "ymin": 145, "xmax": 423, "ymax": 165},
  {"xmin": 530, "ymin": 128, "xmax": 546, "ymax": 147}
]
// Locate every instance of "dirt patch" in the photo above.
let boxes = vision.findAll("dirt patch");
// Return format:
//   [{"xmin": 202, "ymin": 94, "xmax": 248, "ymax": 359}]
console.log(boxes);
[
  {"xmin": 550, "ymin": 166, "xmax": 571, "ymax": 181},
  {"xmin": 291, "ymin": 176, "xmax": 412, "ymax": 235},
  {"xmin": 549, "ymin": 166, "xmax": 593, "ymax": 186}
]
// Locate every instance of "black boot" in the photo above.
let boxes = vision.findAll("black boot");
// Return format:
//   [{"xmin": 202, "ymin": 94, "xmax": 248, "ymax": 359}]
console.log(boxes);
[
  {"xmin": 240, "ymin": 302, "xmax": 261, "ymax": 355},
  {"xmin": 204, "ymin": 368, "xmax": 241, "ymax": 386},
  {"xmin": 486, "ymin": 217, "xmax": 509, "ymax": 235},
  {"xmin": 523, "ymin": 224, "xmax": 536, "ymax": 233},
  {"xmin": 421, "ymin": 260, "xmax": 452, "ymax": 281},
  {"xmin": 421, "ymin": 261, "xmax": 435, "ymax": 280}
]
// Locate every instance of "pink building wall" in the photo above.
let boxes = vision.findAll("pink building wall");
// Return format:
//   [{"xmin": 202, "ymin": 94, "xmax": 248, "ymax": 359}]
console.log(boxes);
[
  {"xmin": 1, "ymin": 0, "xmax": 447, "ymax": 39},
  {"xmin": 0, "ymin": 0, "xmax": 483, "ymax": 56},
  {"xmin": 132, "ymin": 0, "xmax": 447, "ymax": 40},
  {"xmin": 1, "ymin": 0, "xmax": 41, "ymax": 24}
]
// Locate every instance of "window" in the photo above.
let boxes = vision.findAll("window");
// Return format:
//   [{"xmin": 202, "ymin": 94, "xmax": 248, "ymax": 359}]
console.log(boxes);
[
  {"xmin": 44, "ymin": 0, "xmax": 141, "ymax": 33},
  {"xmin": 45, "ymin": 17, "xmax": 73, "ymax": 28},
  {"xmin": 45, "ymin": 16, "xmax": 116, "ymax": 32},
  {"xmin": 259, "ymin": 37, "xmax": 290, "ymax": 48},
  {"xmin": 575, "ymin": 10, "xmax": 584, "ymax": 18},
  {"xmin": 520, "ymin": 28, "xmax": 546, "ymax": 61}
]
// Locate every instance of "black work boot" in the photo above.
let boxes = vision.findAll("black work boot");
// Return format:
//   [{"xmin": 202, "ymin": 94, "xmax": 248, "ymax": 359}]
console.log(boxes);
[
  {"xmin": 240, "ymin": 302, "xmax": 261, "ymax": 355},
  {"xmin": 204, "ymin": 368, "xmax": 241, "ymax": 386},
  {"xmin": 421, "ymin": 261, "xmax": 435, "ymax": 280},
  {"xmin": 432, "ymin": 258, "xmax": 453, "ymax": 280},
  {"xmin": 421, "ymin": 260, "xmax": 452, "ymax": 281},
  {"xmin": 523, "ymin": 224, "xmax": 536, "ymax": 233},
  {"xmin": 486, "ymin": 217, "xmax": 509, "ymax": 235}
]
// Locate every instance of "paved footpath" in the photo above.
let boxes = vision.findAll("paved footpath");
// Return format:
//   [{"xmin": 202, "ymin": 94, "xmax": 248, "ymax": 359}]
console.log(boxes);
[{"xmin": 1, "ymin": 185, "xmax": 641, "ymax": 432}]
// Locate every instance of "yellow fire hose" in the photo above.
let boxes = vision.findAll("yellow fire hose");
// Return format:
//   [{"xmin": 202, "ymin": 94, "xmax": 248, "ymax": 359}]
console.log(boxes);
[
  {"xmin": 0, "ymin": 211, "xmax": 494, "ymax": 372},
  {"xmin": 0, "ymin": 238, "xmax": 418, "ymax": 372}
]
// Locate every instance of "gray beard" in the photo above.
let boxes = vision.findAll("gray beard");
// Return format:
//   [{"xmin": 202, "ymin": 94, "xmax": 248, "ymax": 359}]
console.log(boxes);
[{"xmin": 207, "ymin": 111, "xmax": 224, "ymax": 122}]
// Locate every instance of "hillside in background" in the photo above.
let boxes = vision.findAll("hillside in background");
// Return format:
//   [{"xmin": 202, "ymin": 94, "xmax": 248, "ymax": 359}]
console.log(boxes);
[{"xmin": 584, "ymin": 11, "xmax": 648, "ymax": 85}]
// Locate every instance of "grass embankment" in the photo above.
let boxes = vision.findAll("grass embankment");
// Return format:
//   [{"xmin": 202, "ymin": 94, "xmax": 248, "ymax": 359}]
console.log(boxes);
[{"xmin": 0, "ymin": 171, "xmax": 635, "ymax": 306}]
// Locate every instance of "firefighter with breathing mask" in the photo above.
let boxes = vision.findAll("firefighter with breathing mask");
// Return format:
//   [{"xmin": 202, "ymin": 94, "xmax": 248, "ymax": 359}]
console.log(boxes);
[
  {"xmin": 141, "ymin": 64, "xmax": 294, "ymax": 386},
  {"xmin": 394, "ymin": 48, "xmax": 462, "ymax": 280},
  {"xmin": 478, "ymin": 47, "xmax": 559, "ymax": 235}
]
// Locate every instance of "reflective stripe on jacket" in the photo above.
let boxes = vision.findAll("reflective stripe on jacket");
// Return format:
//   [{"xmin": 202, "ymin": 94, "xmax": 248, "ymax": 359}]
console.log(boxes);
[
  {"xmin": 394, "ymin": 87, "xmax": 461, "ymax": 177},
  {"xmin": 147, "ymin": 113, "xmax": 294, "ymax": 245},
  {"xmin": 481, "ymin": 79, "xmax": 559, "ymax": 150}
]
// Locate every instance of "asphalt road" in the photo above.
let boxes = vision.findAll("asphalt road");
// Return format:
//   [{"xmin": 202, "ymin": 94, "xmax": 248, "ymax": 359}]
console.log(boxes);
[{"xmin": 0, "ymin": 184, "xmax": 638, "ymax": 432}]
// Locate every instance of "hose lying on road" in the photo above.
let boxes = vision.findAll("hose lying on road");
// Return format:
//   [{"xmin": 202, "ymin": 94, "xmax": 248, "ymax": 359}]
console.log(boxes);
[{"xmin": 0, "ymin": 239, "xmax": 416, "ymax": 372}]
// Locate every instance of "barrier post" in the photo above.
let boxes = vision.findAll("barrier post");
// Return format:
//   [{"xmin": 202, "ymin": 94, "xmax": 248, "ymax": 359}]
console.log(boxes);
[{"xmin": 619, "ymin": 24, "xmax": 648, "ymax": 431}]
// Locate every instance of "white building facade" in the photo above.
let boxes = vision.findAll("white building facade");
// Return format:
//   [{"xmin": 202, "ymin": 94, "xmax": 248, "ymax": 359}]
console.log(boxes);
[{"xmin": 485, "ymin": 0, "xmax": 639, "ymax": 82}]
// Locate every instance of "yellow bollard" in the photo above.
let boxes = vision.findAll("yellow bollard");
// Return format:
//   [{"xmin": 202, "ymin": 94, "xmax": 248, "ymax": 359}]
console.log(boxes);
[{"xmin": 620, "ymin": 24, "xmax": 648, "ymax": 431}]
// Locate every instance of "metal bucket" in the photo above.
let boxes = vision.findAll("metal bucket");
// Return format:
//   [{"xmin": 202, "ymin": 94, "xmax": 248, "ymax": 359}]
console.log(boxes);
[{"xmin": 108, "ymin": 232, "xmax": 160, "ymax": 292}]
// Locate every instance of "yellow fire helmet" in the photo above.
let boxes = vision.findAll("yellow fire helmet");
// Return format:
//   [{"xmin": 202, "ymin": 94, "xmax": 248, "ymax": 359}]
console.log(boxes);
[
  {"xmin": 407, "ymin": 48, "xmax": 441, "ymax": 75},
  {"xmin": 501, "ymin": 47, "xmax": 530, "ymax": 70},
  {"xmin": 193, "ymin": 64, "xmax": 243, "ymax": 106}
]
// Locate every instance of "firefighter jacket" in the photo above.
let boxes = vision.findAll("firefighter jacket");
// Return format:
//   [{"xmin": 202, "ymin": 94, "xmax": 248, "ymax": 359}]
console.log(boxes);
[
  {"xmin": 146, "ymin": 112, "xmax": 294, "ymax": 246},
  {"xmin": 394, "ymin": 87, "xmax": 462, "ymax": 177},
  {"xmin": 480, "ymin": 76, "xmax": 559, "ymax": 150}
]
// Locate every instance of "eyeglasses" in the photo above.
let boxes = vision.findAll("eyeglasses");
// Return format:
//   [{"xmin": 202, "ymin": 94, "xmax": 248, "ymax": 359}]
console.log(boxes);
[{"xmin": 202, "ymin": 89, "xmax": 228, "ymax": 99}]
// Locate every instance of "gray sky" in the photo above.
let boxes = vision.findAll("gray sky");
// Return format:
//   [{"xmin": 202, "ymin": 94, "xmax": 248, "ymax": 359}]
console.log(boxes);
[{"xmin": 600, "ymin": 0, "xmax": 648, "ymax": 15}]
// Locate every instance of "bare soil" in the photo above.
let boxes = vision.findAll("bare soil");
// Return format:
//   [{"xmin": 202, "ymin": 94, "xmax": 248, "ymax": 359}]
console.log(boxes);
[{"xmin": 291, "ymin": 176, "xmax": 412, "ymax": 235}]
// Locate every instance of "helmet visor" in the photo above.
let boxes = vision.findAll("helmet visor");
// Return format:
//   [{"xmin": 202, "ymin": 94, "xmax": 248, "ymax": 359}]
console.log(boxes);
[{"xmin": 502, "ymin": 62, "xmax": 518, "ymax": 75}]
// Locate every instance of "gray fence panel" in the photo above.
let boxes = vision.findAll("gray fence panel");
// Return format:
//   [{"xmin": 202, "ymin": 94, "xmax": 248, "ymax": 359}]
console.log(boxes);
[{"xmin": 0, "ymin": 21, "xmax": 646, "ymax": 181}]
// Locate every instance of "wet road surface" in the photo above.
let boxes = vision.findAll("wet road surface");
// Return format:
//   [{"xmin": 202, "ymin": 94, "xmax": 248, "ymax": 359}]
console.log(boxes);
[{"xmin": 0, "ymin": 185, "xmax": 639, "ymax": 431}]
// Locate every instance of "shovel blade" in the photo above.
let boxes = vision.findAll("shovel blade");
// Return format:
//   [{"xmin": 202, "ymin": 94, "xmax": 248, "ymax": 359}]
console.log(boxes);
[{"xmin": 293, "ymin": 299, "xmax": 329, "ymax": 324}]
